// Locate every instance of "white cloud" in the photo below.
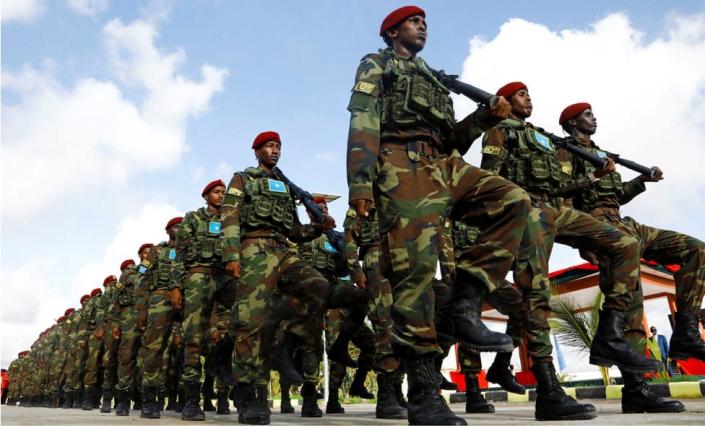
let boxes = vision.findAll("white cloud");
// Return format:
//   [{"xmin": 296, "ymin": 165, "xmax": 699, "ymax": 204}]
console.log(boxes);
[
  {"xmin": 1, "ymin": 0, "xmax": 45, "ymax": 22},
  {"xmin": 456, "ymin": 13, "xmax": 705, "ymax": 240},
  {"xmin": 65, "ymin": 0, "xmax": 108, "ymax": 16},
  {"xmin": 0, "ymin": 203, "xmax": 181, "ymax": 367},
  {"xmin": 1, "ymin": 16, "xmax": 227, "ymax": 221}
]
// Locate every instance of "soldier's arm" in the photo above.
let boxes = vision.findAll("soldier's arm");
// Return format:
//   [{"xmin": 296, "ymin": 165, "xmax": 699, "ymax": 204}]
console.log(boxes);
[
  {"xmin": 289, "ymin": 205, "xmax": 323, "ymax": 243},
  {"xmin": 553, "ymin": 148, "xmax": 594, "ymax": 198},
  {"xmin": 452, "ymin": 107, "xmax": 505, "ymax": 155},
  {"xmin": 173, "ymin": 211, "xmax": 196, "ymax": 282},
  {"xmin": 619, "ymin": 177, "xmax": 646, "ymax": 205},
  {"xmin": 220, "ymin": 174, "xmax": 247, "ymax": 264},
  {"xmin": 480, "ymin": 127, "xmax": 510, "ymax": 174},
  {"xmin": 343, "ymin": 213, "xmax": 365, "ymax": 284},
  {"xmin": 347, "ymin": 55, "xmax": 384, "ymax": 204}
]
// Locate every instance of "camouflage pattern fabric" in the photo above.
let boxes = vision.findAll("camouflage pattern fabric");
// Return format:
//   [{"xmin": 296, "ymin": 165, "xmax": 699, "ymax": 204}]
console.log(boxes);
[
  {"xmin": 62, "ymin": 309, "xmax": 81, "ymax": 394},
  {"xmin": 110, "ymin": 265, "xmax": 144, "ymax": 393},
  {"xmin": 80, "ymin": 296, "xmax": 103, "ymax": 388},
  {"xmin": 99, "ymin": 285, "xmax": 119, "ymax": 392}
]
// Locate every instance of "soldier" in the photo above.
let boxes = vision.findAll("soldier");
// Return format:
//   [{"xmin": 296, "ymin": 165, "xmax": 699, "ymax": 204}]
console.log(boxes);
[
  {"xmin": 221, "ymin": 131, "xmax": 334, "ymax": 424},
  {"xmin": 138, "ymin": 216, "xmax": 184, "ymax": 419},
  {"xmin": 479, "ymin": 82, "xmax": 664, "ymax": 420},
  {"xmin": 47, "ymin": 316, "xmax": 68, "ymax": 407},
  {"xmin": 81, "ymin": 288, "xmax": 104, "ymax": 410},
  {"xmin": 62, "ymin": 306, "xmax": 82, "ymax": 408},
  {"xmin": 176, "ymin": 179, "xmax": 238, "ymax": 421},
  {"xmin": 347, "ymin": 6, "xmax": 529, "ymax": 425},
  {"xmin": 559, "ymin": 101, "xmax": 704, "ymax": 413},
  {"xmin": 98, "ymin": 274, "xmax": 119, "ymax": 412},
  {"xmin": 343, "ymin": 207, "xmax": 407, "ymax": 419},
  {"xmin": 111, "ymin": 250, "xmax": 149, "ymax": 416}
]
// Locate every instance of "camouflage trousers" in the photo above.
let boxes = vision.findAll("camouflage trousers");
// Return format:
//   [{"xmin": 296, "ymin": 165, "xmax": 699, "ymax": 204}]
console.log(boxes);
[
  {"xmin": 591, "ymin": 209, "xmax": 705, "ymax": 353},
  {"xmin": 182, "ymin": 267, "xmax": 236, "ymax": 384},
  {"xmin": 510, "ymin": 199, "xmax": 640, "ymax": 360},
  {"xmin": 325, "ymin": 307, "xmax": 376, "ymax": 391},
  {"xmin": 141, "ymin": 289, "xmax": 177, "ymax": 388},
  {"xmin": 363, "ymin": 245, "xmax": 398, "ymax": 373},
  {"xmin": 231, "ymin": 239, "xmax": 329, "ymax": 386},
  {"xmin": 83, "ymin": 330, "xmax": 104, "ymax": 387},
  {"xmin": 115, "ymin": 305, "xmax": 143, "ymax": 392},
  {"xmin": 72, "ymin": 333, "xmax": 90, "ymax": 392},
  {"xmin": 374, "ymin": 146, "xmax": 529, "ymax": 357},
  {"xmin": 101, "ymin": 326, "xmax": 119, "ymax": 391},
  {"xmin": 62, "ymin": 344, "xmax": 78, "ymax": 393},
  {"xmin": 47, "ymin": 351, "xmax": 67, "ymax": 396}
]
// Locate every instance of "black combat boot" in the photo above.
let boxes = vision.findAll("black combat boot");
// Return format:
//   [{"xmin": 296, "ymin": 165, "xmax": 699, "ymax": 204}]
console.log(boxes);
[
  {"xmin": 271, "ymin": 342, "xmax": 303, "ymax": 386},
  {"xmin": 406, "ymin": 356, "xmax": 467, "ymax": 425},
  {"xmin": 486, "ymin": 351, "xmax": 525, "ymax": 394},
  {"xmin": 280, "ymin": 383, "xmax": 294, "ymax": 414},
  {"xmin": 181, "ymin": 381, "xmax": 206, "ymax": 421},
  {"xmin": 132, "ymin": 396, "xmax": 142, "ymax": 411},
  {"xmin": 349, "ymin": 367, "xmax": 374, "ymax": 399},
  {"xmin": 394, "ymin": 380, "xmax": 408, "ymax": 408},
  {"xmin": 175, "ymin": 388, "xmax": 185, "ymax": 413},
  {"xmin": 61, "ymin": 391, "xmax": 73, "ymax": 409},
  {"xmin": 435, "ymin": 356, "xmax": 458, "ymax": 391},
  {"xmin": 532, "ymin": 362, "xmax": 596, "ymax": 421},
  {"xmin": 325, "ymin": 386, "xmax": 344, "ymax": 414},
  {"xmin": 207, "ymin": 338, "xmax": 237, "ymax": 386},
  {"xmin": 437, "ymin": 275, "xmax": 514, "ymax": 352},
  {"xmin": 100, "ymin": 389, "xmax": 112, "ymax": 413},
  {"xmin": 216, "ymin": 389, "xmax": 231, "ymax": 415},
  {"xmin": 114, "ymin": 390, "xmax": 130, "ymax": 416},
  {"xmin": 202, "ymin": 376, "xmax": 216, "ymax": 412},
  {"xmin": 590, "ymin": 309, "xmax": 662, "ymax": 372},
  {"xmin": 165, "ymin": 389, "xmax": 177, "ymax": 410},
  {"xmin": 158, "ymin": 391, "xmax": 165, "ymax": 411},
  {"xmin": 375, "ymin": 372, "xmax": 407, "ymax": 419},
  {"xmin": 621, "ymin": 369, "xmax": 685, "ymax": 413},
  {"xmin": 72, "ymin": 388, "xmax": 83, "ymax": 408},
  {"xmin": 81, "ymin": 386, "xmax": 95, "ymax": 410},
  {"xmin": 669, "ymin": 311, "xmax": 705, "ymax": 362},
  {"xmin": 237, "ymin": 383, "xmax": 270, "ymax": 425},
  {"xmin": 300, "ymin": 382, "xmax": 322, "ymax": 418},
  {"xmin": 464, "ymin": 373, "xmax": 494, "ymax": 413},
  {"xmin": 327, "ymin": 331, "xmax": 358, "ymax": 368},
  {"xmin": 140, "ymin": 386, "xmax": 160, "ymax": 419}
]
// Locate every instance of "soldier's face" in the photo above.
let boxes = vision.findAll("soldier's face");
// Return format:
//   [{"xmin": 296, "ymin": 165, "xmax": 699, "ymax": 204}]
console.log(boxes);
[
  {"xmin": 509, "ymin": 89, "xmax": 532, "ymax": 118},
  {"xmin": 572, "ymin": 109, "xmax": 597, "ymax": 135},
  {"xmin": 389, "ymin": 15, "xmax": 427, "ymax": 53},
  {"xmin": 167, "ymin": 224, "xmax": 179, "ymax": 240},
  {"xmin": 257, "ymin": 141, "xmax": 281, "ymax": 167},
  {"xmin": 205, "ymin": 186, "xmax": 225, "ymax": 207},
  {"xmin": 317, "ymin": 202, "xmax": 329, "ymax": 215},
  {"xmin": 138, "ymin": 248, "xmax": 150, "ymax": 261}
]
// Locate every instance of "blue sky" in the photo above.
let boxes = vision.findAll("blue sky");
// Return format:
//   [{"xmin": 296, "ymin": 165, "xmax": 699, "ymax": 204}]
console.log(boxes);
[{"xmin": 3, "ymin": 0, "xmax": 705, "ymax": 372}]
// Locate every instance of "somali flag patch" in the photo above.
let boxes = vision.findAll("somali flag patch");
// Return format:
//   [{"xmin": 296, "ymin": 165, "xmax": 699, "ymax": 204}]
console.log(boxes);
[
  {"xmin": 138, "ymin": 265, "xmax": 148, "ymax": 274},
  {"xmin": 596, "ymin": 150, "xmax": 607, "ymax": 158},
  {"xmin": 532, "ymin": 130, "xmax": 554, "ymax": 151},
  {"xmin": 208, "ymin": 221, "xmax": 221, "ymax": 234},
  {"xmin": 267, "ymin": 179, "xmax": 287, "ymax": 193},
  {"xmin": 168, "ymin": 249, "xmax": 176, "ymax": 260},
  {"xmin": 323, "ymin": 241, "xmax": 337, "ymax": 253}
]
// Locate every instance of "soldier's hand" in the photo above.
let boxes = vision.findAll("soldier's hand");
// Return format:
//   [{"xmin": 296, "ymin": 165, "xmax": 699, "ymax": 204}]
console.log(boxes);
[
  {"xmin": 489, "ymin": 96, "xmax": 512, "ymax": 119},
  {"xmin": 137, "ymin": 310, "xmax": 147, "ymax": 331},
  {"xmin": 352, "ymin": 199, "xmax": 373, "ymax": 218},
  {"xmin": 169, "ymin": 288, "xmax": 183, "ymax": 311},
  {"xmin": 94, "ymin": 327, "xmax": 104, "ymax": 340},
  {"xmin": 112, "ymin": 326, "xmax": 121, "ymax": 340},
  {"xmin": 594, "ymin": 158, "xmax": 616, "ymax": 178},
  {"xmin": 225, "ymin": 261, "xmax": 241, "ymax": 279},
  {"xmin": 640, "ymin": 166, "xmax": 664, "ymax": 182},
  {"xmin": 579, "ymin": 249, "xmax": 599, "ymax": 265},
  {"xmin": 356, "ymin": 273, "xmax": 368, "ymax": 290}
]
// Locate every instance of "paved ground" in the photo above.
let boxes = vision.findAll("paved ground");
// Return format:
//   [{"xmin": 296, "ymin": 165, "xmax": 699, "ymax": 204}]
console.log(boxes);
[{"xmin": 2, "ymin": 400, "xmax": 705, "ymax": 425}]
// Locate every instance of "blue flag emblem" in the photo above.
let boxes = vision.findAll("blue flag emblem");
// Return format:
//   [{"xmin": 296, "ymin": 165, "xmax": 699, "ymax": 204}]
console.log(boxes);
[
  {"xmin": 323, "ymin": 241, "xmax": 337, "ymax": 253},
  {"xmin": 168, "ymin": 249, "xmax": 176, "ymax": 260},
  {"xmin": 532, "ymin": 130, "xmax": 554, "ymax": 151},
  {"xmin": 596, "ymin": 150, "xmax": 607, "ymax": 158},
  {"xmin": 267, "ymin": 179, "xmax": 287, "ymax": 193},
  {"xmin": 208, "ymin": 221, "xmax": 221, "ymax": 234},
  {"xmin": 138, "ymin": 265, "xmax": 148, "ymax": 274}
]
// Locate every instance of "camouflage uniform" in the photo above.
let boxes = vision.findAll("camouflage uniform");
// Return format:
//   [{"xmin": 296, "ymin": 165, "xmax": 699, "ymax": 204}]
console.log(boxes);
[
  {"xmin": 62, "ymin": 309, "xmax": 82, "ymax": 402},
  {"xmin": 481, "ymin": 119, "xmax": 641, "ymax": 360},
  {"xmin": 562, "ymin": 136, "xmax": 705, "ymax": 354},
  {"xmin": 6, "ymin": 357, "xmax": 20, "ymax": 405},
  {"xmin": 346, "ymin": 47, "xmax": 529, "ymax": 357},
  {"xmin": 176, "ymin": 207, "xmax": 237, "ymax": 385},
  {"xmin": 99, "ymin": 283, "xmax": 119, "ymax": 399},
  {"xmin": 78, "ymin": 296, "xmax": 102, "ymax": 403},
  {"xmin": 221, "ymin": 167, "xmax": 330, "ymax": 387}
]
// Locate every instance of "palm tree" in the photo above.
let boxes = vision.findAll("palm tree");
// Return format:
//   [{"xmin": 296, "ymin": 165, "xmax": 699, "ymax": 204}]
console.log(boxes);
[{"xmin": 549, "ymin": 290, "xmax": 610, "ymax": 385}]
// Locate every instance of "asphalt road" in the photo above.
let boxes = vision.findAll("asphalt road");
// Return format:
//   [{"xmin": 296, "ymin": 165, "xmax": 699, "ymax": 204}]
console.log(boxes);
[{"xmin": 3, "ymin": 400, "xmax": 705, "ymax": 425}]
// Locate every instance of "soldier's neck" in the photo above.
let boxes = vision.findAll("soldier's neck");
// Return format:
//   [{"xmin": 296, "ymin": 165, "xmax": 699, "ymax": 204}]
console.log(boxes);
[
  {"xmin": 392, "ymin": 43, "xmax": 418, "ymax": 59},
  {"xmin": 509, "ymin": 112, "xmax": 526, "ymax": 122},
  {"xmin": 206, "ymin": 204, "xmax": 220, "ymax": 214},
  {"xmin": 571, "ymin": 130, "xmax": 592, "ymax": 143},
  {"xmin": 168, "ymin": 238, "xmax": 175, "ymax": 247},
  {"xmin": 258, "ymin": 163, "xmax": 274, "ymax": 175}
]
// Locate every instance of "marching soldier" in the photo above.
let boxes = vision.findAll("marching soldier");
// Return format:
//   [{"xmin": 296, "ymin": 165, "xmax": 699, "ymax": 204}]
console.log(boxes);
[
  {"xmin": 80, "ymin": 288, "xmax": 104, "ymax": 410},
  {"xmin": 99, "ymin": 274, "xmax": 119, "ymax": 413}
]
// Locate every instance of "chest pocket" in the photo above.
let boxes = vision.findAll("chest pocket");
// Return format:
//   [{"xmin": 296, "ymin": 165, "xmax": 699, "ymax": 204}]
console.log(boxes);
[
  {"xmin": 242, "ymin": 177, "xmax": 295, "ymax": 233},
  {"xmin": 196, "ymin": 219, "xmax": 223, "ymax": 260},
  {"xmin": 311, "ymin": 239, "xmax": 338, "ymax": 273},
  {"xmin": 452, "ymin": 222, "xmax": 479, "ymax": 250}
]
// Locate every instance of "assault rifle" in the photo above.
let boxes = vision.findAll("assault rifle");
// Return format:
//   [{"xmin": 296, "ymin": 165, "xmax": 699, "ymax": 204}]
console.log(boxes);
[
  {"xmin": 272, "ymin": 167, "xmax": 346, "ymax": 254},
  {"xmin": 432, "ymin": 69, "xmax": 658, "ymax": 179}
]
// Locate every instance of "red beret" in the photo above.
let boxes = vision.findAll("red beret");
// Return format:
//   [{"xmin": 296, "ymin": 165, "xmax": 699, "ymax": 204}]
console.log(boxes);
[
  {"xmin": 64, "ymin": 308, "xmax": 75, "ymax": 316},
  {"xmin": 80, "ymin": 294, "xmax": 90, "ymax": 304},
  {"xmin": 559, "ymin": 102, "xmax": 592, "ymax": 126},
  {"xmin": 91, "ymin": 288, "xmax": 103, "ymax": 297},
  {"xmin": 165, "ymin": 216, "xmax": 183, "ymax": 230},
  {"xmin": 312, "ymin": 196, "xmax": 327, "ymax": 204},
  {"xmin": 56, "ymin": 315, "xmax": 66, "ymax": 323},
  {"xmin": 103, "ymin": 275, "xmax": 117, "ymax": 287},
  {"xmin": 138, "ymin": 243, "xmax": 154, "ymax": 254},
  {"xmin": 380, "ymin": 5, "xmax": 425, "ymax": 36},
  {"xmin": 120, "ymin": 259, "xmax": 135, "ymax": 271},
  {"xmin": 252, "ymin": 131, "xmax": 281, "ymax": 150},
  {"xmin": 496, "ymin": 82, "xmax": 527, "ymax": 99},
  {"xmin": 202, "ymin": 179, "xmax": 226, "ymax": 197}
]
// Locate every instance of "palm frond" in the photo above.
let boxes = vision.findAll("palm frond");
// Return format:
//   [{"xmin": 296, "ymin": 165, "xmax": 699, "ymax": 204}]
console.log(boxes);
[{"xmin": 549, "ymin": 295, "xmax": 593, "ymax": 354}]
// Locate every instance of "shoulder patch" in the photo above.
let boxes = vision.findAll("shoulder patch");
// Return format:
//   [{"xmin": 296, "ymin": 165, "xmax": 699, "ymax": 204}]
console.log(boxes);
[
  {"xmin": 353, "ymin": 81, "xmax": 377, "ymax": 95},
  {"xmin": 482, "ymin": 145, "xmax": 502, "ymax": 156},
  {"xmin": 227, "ymin": 187, "xmax": 243, "ymax": 196},
  {"xmin": 560, "ymin": 162, "xmax": 573, "ymax": 175}
]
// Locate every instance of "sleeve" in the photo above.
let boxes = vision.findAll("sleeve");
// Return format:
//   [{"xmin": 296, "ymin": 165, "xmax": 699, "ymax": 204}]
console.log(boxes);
[
  {"xmin": 95, "ymin": 294, "xmax": 107, "ymax": 328},
  {"xmin": 346, "ymin": 55, "xmax": 384, "ymax": 203},
  {"xmin": 220, "ymin": 174, "xmax": 247, "ymax": 263},
  {"xmin": 343, "ymin": 214, "xmax": 365, "ymax": 284},
  {"xmin": 554, "ymin": 148, "xmax": 593, "ymax": 198},
  {"xmin": 619, "ymin": 177, "xmax": 646, "ymax": 206},
  {"xmin": 174, "ymin": 212, "xmax": 195, "ymax": 273},
  {"xmin": 451, "ymin": 107, "xmax": 504, "ymax": 155},
  {"xmin": 480, "ymin": 126, "xmax": 510, "ymax": 174}
]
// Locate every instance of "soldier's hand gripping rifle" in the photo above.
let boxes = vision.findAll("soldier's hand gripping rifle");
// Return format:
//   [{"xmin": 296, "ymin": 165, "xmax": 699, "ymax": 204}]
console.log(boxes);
[
  {"xmin": 272, "ymin": 167, "xmax": 346, "ymax": 254},
  {"xmin": 432, "ymin": 69, "xmax": 659, "ymax": 179}
]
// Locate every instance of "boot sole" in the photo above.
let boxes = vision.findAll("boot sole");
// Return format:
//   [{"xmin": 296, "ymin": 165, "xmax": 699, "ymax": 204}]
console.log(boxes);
[
  {"xmin": 536, "ymin": 413, "xmax": 598, "ymax": 421},
  {"xmin": 376, "ymin": 413, "xmax": 408, "ymax": 419},
  {"xmin": 622, "ymin": 405, "xmax": 685, "ymax": 414},
  {"xmin": 589, "ymin": 355, "xmax": 661, "ymax": 372},
  {"xmin": 455, "ymin": 338, "xmax": 514, "ymax": 353}
]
